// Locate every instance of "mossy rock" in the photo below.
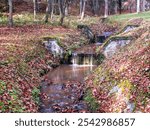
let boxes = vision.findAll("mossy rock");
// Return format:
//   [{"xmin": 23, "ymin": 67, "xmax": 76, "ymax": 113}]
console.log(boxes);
[
  {"xmin": 41, "ymin": 36, "xmax": 64, "ymax": 48},
  {"xmin": 117, "ymin": 24, "xmax": 139, "ymax": 34},
  {"xmin": 98, "ymin": 36, "xmax": 132, "ymax": 51}
]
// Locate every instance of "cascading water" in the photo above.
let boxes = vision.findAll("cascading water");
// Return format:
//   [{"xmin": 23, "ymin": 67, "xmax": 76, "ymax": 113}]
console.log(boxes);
[
  {"xmin": 71, "ymin": 53, "xmax": 96, "ymax": 66},
  {"xmin": 72, "ymin": 53, "xmax": 78, "ymax": 66},
  {"xmin": 40, "ymin": 51, "xmax": 97, "ymax": 113}
]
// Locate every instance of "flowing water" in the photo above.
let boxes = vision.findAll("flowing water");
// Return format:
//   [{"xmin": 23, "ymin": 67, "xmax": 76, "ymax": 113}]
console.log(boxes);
[
  {"xmin": 40, "ymin": 32, "xmax": 131, "ymax": 113},
  {"xmin": 40, "ymin": 52, "xmax": 97, "ymax": 113}
]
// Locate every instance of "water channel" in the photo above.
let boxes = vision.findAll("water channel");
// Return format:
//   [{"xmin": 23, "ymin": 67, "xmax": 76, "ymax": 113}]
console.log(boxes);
[
  {"xmin": 40, "ymin": 50, "xmax": 97, "ymax": 113},
  {"xmin": 40, "ymin": 28, "xmax": 132, "ymax": 113}
]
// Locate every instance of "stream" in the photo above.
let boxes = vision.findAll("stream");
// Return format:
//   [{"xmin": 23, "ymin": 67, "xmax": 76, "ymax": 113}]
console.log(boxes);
[
  {"xmin": 40, "ymin": 28, "xmax": 132, "ymax": 113},
  {"xmin": 40, "ymin": 51, "xmax": 97, "ymax": 113}
]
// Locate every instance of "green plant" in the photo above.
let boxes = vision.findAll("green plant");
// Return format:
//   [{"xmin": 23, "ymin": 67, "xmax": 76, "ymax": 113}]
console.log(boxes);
[
  {"xmin": 32, "ymin": 87, "xmax": 40, "ymax": 105},
  {"xmin": 0, "ymin": 80, "xmax": 7, "ymax": 94},
  {"xmin": 84, "ymin": 89, "xmax": 99, "ymax": 112},
  {"xmin": 0, "ymin": 80, "xmax": 25, "ymax": 112}
]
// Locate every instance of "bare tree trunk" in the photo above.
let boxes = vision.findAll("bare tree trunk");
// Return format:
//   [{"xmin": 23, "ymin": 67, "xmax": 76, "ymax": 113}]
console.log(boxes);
[
  {"xmin": 51, "ymin": 0, "xmax": 54, "ymax": 19},
  {"xmin": 114, "ymin": 0, "xmax": 118, "ymax": 14},
  {"xmin": 118, "ymin": 0, "xmax": 122, "ymax": 14},
  {"xmin": 92, "ymin": 0, "xmax": 99, "ymax": 15},
  {"xmin": 137, "ymin": 0, "xmax": 140, "ymax": 13},
  {"xmin": 104, "ymin": 0, "xmax": 108, "ymax": 18},
  {"xmin": 80, "ymin": 0, "xmax": 84, "ymax": 16},
  {"xmin": 59, "ymin": 0, "xmax": 65, "ymax": 25},
  {"xmin": 142, "ymin": 0, "xmax": 146, "ymax": 11},
  {"xmin": 8, "ymin": 0, "xmax": 13, "ymax": 27},
  {"xmin": 45, "ymin": 0, "xmax": 51, "ymax": 23},
  {"xmin": 80, "ymin": 0, "xmax": 86, "ymax": 20},
  {"xmin": 33, "ymin": 0, "xmax": 37, "ymax": 21},
  {"xmin": 64, "ymin": 0, "xmax": 69, "ymax": 16}
]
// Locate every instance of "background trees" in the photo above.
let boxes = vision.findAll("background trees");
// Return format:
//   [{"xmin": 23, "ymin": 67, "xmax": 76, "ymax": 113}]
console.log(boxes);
[
  {"xmin": 137, "ymin": 0, "xmax": 141, "ymax": 13},
  {"xmin": 8, "ymin": 0, "xmax": 13, "ymax": 27},
  {"xmin": 0, "ymin": 0, "xmax": 149, "ymax": 26},
  {"xmin": 104, "ymin": 0, "xmax": 108, "ymax": 17}
]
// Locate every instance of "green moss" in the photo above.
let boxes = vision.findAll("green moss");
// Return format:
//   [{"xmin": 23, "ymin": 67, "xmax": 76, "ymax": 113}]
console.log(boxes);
[
  {"xmin": 118, "ymin": 25, "xmax": 139, "ymax": 34},
  {"xmin": 96, "ymin": 54, "xmax": 105, "ymax": 64},
  {"xmin": 0, "ymin": 80, "xmax": 7, "ymax": 94},
  {"xmin": 42, "ymin": 35, "xmax": 65, "ymax": 48},
  {"xmin": 84, "ymin": 89, "xmax": 99, "ymax": 112},
  {"xmin": 32, "ymin": 86, "xmax": 40, "ymax": 105},
  {"xmin": 96, "ymin": 36, "xmax": 132, "ymax": 53},
  {"xmin": 118, "ymin": 80, "xmax": 133, "ymax": 99},
  {"xmin": 118, "ymin": 80, "xmax": 132, "ymax": 92}
]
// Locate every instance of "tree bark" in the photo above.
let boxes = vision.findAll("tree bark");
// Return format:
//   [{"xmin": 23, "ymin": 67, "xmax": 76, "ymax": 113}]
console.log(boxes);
[
  {"xmin": 114, "ymin": 0, "xmax": 118, "ymax": 14},
  {"xmin": 51, "ymin": 0, "xmax": 54, "ymax": 19},
  {"xmin": 64, "ymin": 0, "xmax": 69, "ymax": 16},
  {"xmin": 92, "ymin": 0, "xmax": 99, "ymax": 15},
  {"xmin": 142, "ymin": 0, "xmax": 146, "ymax": 11},
  {"xmin": 104, "ymin": 0, "xmax": 108, "ymax": 18},
  {"xmin": 8, "ymin": 0, "xmax": 13, "ymax": 27},
  {"xmin": 33, "ymin": 0, "xmax": 37, "ymax": 21},
  {"xmin": 80, "ymin": 0, "xmax": 84, "ymax": 16},
  {"xmin": 45, "ymin": 0, "xmax": 51, "ymax": 23},
  {"xmin": 80, "ymin": 0, "xmax": 86, "ymax": 20},
  {"xmin": 118, "ymin": 0, "xmax": 122, "ymax": 14},
  {"xmin": 137, "ymin": 0, "xmax": 140, "ymax": 13},
  {"xmin": 59, "ymin": 0, "xmax": 65, "ymax": 25}
]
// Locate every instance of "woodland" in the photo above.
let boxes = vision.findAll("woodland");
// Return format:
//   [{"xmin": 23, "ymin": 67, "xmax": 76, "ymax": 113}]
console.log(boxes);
[{"xmin": 0, "ymin": 0, "xmax": 150, "ymax": 113}]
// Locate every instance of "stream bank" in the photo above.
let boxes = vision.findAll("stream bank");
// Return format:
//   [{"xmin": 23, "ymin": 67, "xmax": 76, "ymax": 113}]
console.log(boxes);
[
  {"xmin": 39, "ymin": 19, "xmax": 150, "ymax": 113},
  {"xmin": 85, "ymin": 20, "xmax": 150, "ymax": 113},
  {"xmin": 39, "ymin": 22, "xmax": 121, "ymax": 112}
]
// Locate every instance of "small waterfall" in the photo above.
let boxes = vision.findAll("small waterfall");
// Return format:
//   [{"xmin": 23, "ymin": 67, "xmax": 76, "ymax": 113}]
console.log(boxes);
[
  {"xmin": 71, "ymin": 53, "xmax": 96, "ymax": 66},
  {"xmin": 72, "ymin": 53, "xmax": 78, "ymax": 66},
  {"xmin": 90, "ymin": 55, "xmax": 93, "ymax": 66}
]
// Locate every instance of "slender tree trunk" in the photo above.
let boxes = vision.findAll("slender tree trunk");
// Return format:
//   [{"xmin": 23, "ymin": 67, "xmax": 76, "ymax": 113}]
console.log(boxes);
[
  {"xmin": 45, "ymin": 0, "xmax": 51, "ymax": 23},
  {"xmin": 8, "ymin": 0, "xmax": 13, "ymax": 27},
  {"xmin": 33, "ymin": 0, "xmax": 37, "ymax": 21},
  {"xmin": 80, "ymin": 0, "xmax": 86, "ymax": 20},
  {"xmin": 51, "ymin": 0, "xmax": 54, "ymax": 19},
  {"xmin": 104, "ymin": 0, "xmax": 108, "ymax": 18},
  {"xmin": 59, "ymin": 0, "xmax": 65, "ymax": 25},
  {"xmin": 64, "ymin": 0, "xmax": 69, "ymax": 16},
  {"xmin": 92, "ymin": 0, "xmax": 99, "ymax": 15},
  {"xmin": 118, "ymin": 0, "xmax": 122, "ymax": 14},
  {"xmin": 80, "ymin": 0, "xmax": 83, "ymax": 16},
  {"xmin": 137, "ymin": 0, "xmax": 140, "ymax": 13},
  {"xmin": 142, "ymin": 0, "xmax": 146, "ymax": 12},
  {"xmin": 114, "ymin": 0, "xmax": 118, "ymax": 14}
]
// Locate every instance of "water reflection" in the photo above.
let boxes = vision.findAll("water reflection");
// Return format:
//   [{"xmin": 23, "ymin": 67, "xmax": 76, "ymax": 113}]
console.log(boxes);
[{"xmin": 47, "ymin": 65, "xmax": 96, "ymax": 84}]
